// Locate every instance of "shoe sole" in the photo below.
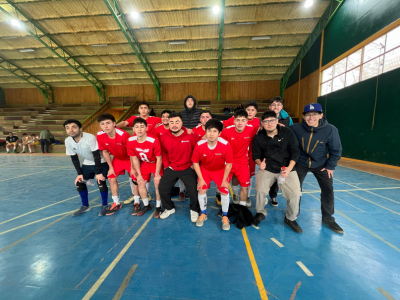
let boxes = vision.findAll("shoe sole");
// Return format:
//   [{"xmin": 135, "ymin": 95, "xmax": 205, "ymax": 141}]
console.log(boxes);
[
  {"xmin": 160, "ymin": 210, "xmax": 175, "ymax": 219},
  {"xmin": 72, "ymin": 206, "xmax": 91, "ymax": 217},
  {"xmin": 137, "ymin": 209, "xmax": 152, "ymax": 217},
  {"xmin": 196, "ymin": 222, "xmax": 204, "ymax": 227},
  {"xmin": 106, "ymin": 206, "xmax": 122, "ymax": 216},
  {"xmin": 222, "ymin": 226, "xmax": 230, "ymax": 231},
  {"xmin": 322, "ymin": 222, "xmax": 344, "ymax": 233},
  {"xmin": 271, "ymin": 203, "xmax": 278, "ymax": 207}
]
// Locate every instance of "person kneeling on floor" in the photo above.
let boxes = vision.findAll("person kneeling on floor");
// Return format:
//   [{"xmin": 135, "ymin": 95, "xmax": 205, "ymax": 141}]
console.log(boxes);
[{"xmin": 252, "ymin": 110, "xmax": 303, "ymax": 233}]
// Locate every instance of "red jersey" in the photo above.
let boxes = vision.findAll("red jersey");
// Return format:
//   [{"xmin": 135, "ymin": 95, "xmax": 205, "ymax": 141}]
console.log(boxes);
[
  {"xmin": 220, "ymin": 124, "xmax": 256, "ymax": 165},
  {"xmin": 126, "ymin": 115, "xmax": 162, "ymax": 134},
  {"xmin": 191, "ymin": 137, "xmax": 233, "ymax": 172},
  {"xmin": 97, "ymin": 128, "xmax": 130, "ymax": 160},
  {"xmin": 160, "ymin": 130, "xmax": 200, "ymax": 171},
  {"xmin": 153, "ymin": 123, "xmax": 170, "ymax": 139},
  {"xmin": 223, "ymin": 116, "xmax": 260, "ymax": 133},
  {"xmin": 192, "ymin": 124, "xmax": 206, "ymax": 139},
  {"xmin": 126, "ymin": 134, "xmax": 161, "ymax": 165}
]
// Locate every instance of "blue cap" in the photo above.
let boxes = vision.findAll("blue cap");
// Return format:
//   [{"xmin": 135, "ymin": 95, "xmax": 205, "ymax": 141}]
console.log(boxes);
[{"xmin": 303, "ymin": 103, "xmax": 323, "ymax": 114}]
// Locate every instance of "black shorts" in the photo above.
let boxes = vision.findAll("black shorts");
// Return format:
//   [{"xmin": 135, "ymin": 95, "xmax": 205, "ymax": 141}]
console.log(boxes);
[{"xmin": 81, "ymin": 162, "xmax": 109, "ymax": 180}]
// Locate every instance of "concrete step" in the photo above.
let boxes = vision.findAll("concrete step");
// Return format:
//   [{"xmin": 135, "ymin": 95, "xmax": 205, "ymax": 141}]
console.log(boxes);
[
  {"xmin": 49, "ymin": 110, "xmax": 95, "ymax": 115},
  {"xmin": 0, "ymin": 144, "xmax": 66, "ymax": 153}
]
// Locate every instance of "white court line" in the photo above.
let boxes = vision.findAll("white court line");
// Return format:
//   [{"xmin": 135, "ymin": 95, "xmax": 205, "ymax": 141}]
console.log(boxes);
[
  {"xmin": 0, "ymin": 167, "xmax": 66, "ymax": 182},
  {"xmin": 270, "ymin": 238, "xmax": 284, "ymax": 248},
  {"xmin": 296, "ymin": 261, "xmax": 313, "ymax": 276}
]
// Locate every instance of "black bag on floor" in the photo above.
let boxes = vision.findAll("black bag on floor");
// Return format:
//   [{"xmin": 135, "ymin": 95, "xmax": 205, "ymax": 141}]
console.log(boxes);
[{"xmin": 228, "ymin": 204, "xmax": 255, "ymax": 229}]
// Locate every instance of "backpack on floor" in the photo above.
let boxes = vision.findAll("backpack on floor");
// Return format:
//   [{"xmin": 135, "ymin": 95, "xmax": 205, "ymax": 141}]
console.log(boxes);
[{"xmin": 228, "ymin": 204, "xmax": 255, "ymax": 229}]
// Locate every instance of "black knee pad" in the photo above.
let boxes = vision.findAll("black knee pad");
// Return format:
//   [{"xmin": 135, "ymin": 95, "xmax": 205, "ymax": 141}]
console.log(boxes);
[
  {"xmin": 76, "ymin": 181, "xmax": 87, "ymax": 192},
  {"xmin": 97, "ymin": 180, "xmax": 108, "ymax": 192},
  {"xmin": 131, "ymin": 178, "xmax": 138, "ymax": 185}
]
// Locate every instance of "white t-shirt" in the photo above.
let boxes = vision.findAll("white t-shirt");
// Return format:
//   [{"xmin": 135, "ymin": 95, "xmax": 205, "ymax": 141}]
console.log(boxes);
[{"xmin": 65, "ymin": 132, "xmax": 106, "ymax": 166}]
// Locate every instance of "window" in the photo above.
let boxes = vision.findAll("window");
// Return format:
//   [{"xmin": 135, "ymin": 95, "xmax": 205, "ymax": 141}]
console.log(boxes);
[{"xmin": 320, "ymin": 24, "xmax": 400, "ymax": 96}]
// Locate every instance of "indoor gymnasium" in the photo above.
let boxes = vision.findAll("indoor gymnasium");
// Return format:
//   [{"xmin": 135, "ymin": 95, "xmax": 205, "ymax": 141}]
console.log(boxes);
[{"xmin": 0, "ymin": 0, "xmax": 399, "ymax": 299}]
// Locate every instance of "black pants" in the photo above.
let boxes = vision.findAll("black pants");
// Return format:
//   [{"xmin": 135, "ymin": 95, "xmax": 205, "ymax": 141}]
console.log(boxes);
[
  {"xmin": 268, "ymin": 182, "xmax": 279, "ymax": 199},
  {"xmin": 159, "ymin": 167, "xmax": 200, "ymax": 212},
  {"xmin": 40, "ymin": 139, "xmax": 50, "ymax": 153},
  {"xmin": 296, "ymin": 163, "xmax": 335, "ymax": 222}
]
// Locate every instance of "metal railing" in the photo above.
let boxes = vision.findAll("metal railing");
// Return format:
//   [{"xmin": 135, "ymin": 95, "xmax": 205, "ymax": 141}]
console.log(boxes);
[{"xmin": 82, "ymin": 100, "xmax": 110, "ymax": 130}]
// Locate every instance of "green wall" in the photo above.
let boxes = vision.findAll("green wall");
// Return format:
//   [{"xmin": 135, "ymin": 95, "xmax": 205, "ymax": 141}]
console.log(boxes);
[{"xmin": 318, "ymin": 67, "xmax": 400, "ymax": 166}]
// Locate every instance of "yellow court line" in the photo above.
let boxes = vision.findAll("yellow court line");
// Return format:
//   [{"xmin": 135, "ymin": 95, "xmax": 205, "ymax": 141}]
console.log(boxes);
[
  {"xmin": 112, "ymin": 264, "xmax": 138, "ymax": 300},
  {"xmin": 82, "ymin": 211, "xmax": 155, "ymax": 300},
  {"xmin": 0, "ymin": 167, "xmax": 66, "ymax": 182},
  {"xmin": 308, "ymin": 193, "xmax": 400, "ymax": 253},
  {"xmin": 378, "ymin": 287, "xmax": 396, "ymax": 300},
  {"xmin": 296, "ymin": 261, "xmax": 313, "ymax": 276},
  {"xmin": 242, "ymin": 228, "xmax": 269, "ymax": 300},
  {"xmin": 270, "ymin": 238, "xmax": 284, "ymax": 248},
  {"xmin": 346, "ymin": 191, "xmax": 400, "ymax": 216}
]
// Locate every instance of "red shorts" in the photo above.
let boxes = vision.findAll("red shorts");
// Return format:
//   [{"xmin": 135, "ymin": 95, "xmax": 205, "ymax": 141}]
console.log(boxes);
[
  {"xmin": 140, "ymin": 162, "xmax": 164, "ymax": 181},
  {"xmin": 229, "ymin": 163, "xmax": 250, "ymax": 187},
  {"xmin": 199, "ymin": 168, "xmax": 232, "ymax": 194},
  {"xmin": 108, "ymin": 158, "xmax": 136, "ymax": 180}
]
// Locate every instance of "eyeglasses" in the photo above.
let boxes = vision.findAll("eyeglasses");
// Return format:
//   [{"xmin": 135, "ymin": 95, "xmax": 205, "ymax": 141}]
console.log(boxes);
[
  {"xmin": 304, "ymin": 113, "xmax": 320, "ymax": 118},
  {"xmin": 262, "ymin": 119, "xmax": 277, "ymax": 124},
  {"xmin": 270, "ymin": 104, "xmax": 282, "ymax": 107}
]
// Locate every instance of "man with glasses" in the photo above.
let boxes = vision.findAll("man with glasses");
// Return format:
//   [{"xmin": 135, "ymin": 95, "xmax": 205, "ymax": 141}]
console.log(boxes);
[
  {"xmin": 252, "ymin": 111, "xmax": 302, "ymax": 232},
  {"xmin": 291, "ymin": 103, "xmax": 343, "ymax": 233},
  {"xmin": 267, "ymin": 96, "xmax": 293, "ymax": 207}
]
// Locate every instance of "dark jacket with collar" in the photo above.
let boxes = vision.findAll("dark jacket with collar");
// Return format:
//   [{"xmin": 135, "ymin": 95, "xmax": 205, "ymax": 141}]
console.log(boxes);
[
  {"xmin": 179, "ymin": 95, "xmax": 203, "ymax": 129},
  {"xmin": 252, "ymin": 125, "xmax": 300, "ymax": 173},
  {"xmin": 291, "ymin": 117, "xmax": 342, "ymax": 170}
]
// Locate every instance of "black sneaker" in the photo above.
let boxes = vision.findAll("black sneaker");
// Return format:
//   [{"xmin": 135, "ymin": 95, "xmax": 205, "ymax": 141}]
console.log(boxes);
[
  {"xmin": 253, "ymin": 213, "xmax": 266, "ymax": 226},
  {"xmin": 137, "ymin": 205, "xmax": 151, "ymax": 217},
  {"xmin": 271, "ymin": 198, "xmax": 278, "ymax": 207},
  {"xmin": 72, "ymin": 206, "xmax": 91, "ymax": 216},
  {"xmin": 98, "ymin": 205, "xmax": 108, "ymax": 216},
  {"xmin": 131, "ymin": 203, "xmax": 141, "ymax": 215},
  {"xmin": 323, "ymin": 220, "xmax": 344, "ymax": 233},
  {"xmin": 284, "ymin": 217, "xmax": 302, "ymax": 233},
  {"xmin": 154, "ymin": 207, "xmax": 162, "ymax": 218}
]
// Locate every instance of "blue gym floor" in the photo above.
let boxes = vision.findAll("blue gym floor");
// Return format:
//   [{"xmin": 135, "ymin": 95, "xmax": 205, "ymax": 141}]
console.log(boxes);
[{"xmin": 1, "ymin": 156, "xmax": 399, "ymax": 300}]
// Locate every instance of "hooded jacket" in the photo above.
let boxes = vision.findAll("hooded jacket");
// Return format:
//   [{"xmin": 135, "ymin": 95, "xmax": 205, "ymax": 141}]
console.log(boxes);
[
  {"xmin": 279, "ymin": 109, "xmax": 293, "ymax": 127},
  {"xmin": 291, "ymin": 117, "xmax": 342, "ymax": 170},
  {"xmin": 179, "ymin": 95, "xmax": 203, "ymax": 129}
]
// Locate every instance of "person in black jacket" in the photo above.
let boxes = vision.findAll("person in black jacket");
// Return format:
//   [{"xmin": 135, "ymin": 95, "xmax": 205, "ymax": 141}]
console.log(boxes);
[
  {"xmin": 179, "ymin": 95, "xmax": 203, "ymax": 133},
  {"xmin": 291, "ymin": 103, "xmax": 343, "ymax": 234},
  {"xmin": 252, "ymin": 111, "xmax": 302, "ymax": 233}
]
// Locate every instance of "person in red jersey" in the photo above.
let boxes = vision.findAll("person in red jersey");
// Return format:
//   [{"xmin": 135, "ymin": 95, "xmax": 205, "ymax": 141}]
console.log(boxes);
[
  {"xmin": 192, "ymin": 119, "xmax": 233, "ymax": 230},
  {"xmin": 158, "ymin": 112, "xmax": 201, "ymax": 221},
  {"xmin": 116, "ymin": 101, "xmax": 161, "ymax": 135},
  {"xmin": 127, "ymin": 118, "xmax": 164, "ymax": 218},
  {"xmin": 192, "ymin": 110, "xmax": 212, "ymax": 140},
  {"xmin": 222, "ymin": 101, "xmax": 260, "ymax": 206},
  {"xmin": 220, "ymin": 109, "xmax": 257, "ymax": 207},
  {"xmin": 97, "ymin": 114, "xmax": 139, "ymax": 216},
  {"xmin": 153, "ymin": 110, "xmax": 172, "ymax": 139}
]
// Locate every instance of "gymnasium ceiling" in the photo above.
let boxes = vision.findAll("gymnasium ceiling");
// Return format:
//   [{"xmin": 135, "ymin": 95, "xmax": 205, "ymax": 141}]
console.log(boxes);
[{"xmin": 0, "ymin": 0, "xmax": 331, "ymax": 89}]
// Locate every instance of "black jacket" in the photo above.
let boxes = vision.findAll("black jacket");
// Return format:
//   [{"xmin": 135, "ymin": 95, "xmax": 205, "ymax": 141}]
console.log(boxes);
[
  {"xmin": 291, "ymin": 117, "xmax": 342, "ymax": 170},
  {"xmin": 179, "ymin": 95, "xmax": 203, "ymax": 129},
  {"xmin": 252, "ymin": 125, "xmax": 300, "ymax": 173}
]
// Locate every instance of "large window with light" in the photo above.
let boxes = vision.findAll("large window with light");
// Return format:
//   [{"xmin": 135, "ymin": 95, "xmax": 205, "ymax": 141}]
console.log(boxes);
[{"xmin": 320, "ymin": 24, "xmax": 400, "ymax": 96}]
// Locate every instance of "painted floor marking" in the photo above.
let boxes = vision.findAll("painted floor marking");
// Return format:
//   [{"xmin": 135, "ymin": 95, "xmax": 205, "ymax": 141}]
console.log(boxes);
[
  {"xmin": 270, "ymin": 238, "xmax": 284, "ymax": 248},
  {"xmin": 296, "ymin": 261, "xmax": 313, "ymax": 276}
]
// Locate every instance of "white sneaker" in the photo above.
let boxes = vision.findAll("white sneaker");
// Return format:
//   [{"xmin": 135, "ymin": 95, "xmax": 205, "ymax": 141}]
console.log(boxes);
[
  {"xmin": 232, "ymin": 194, "xmax": 239, "ymax": 204},
  {"xmin": 265, "ymin": 197, "xmax": 268, "ymax": 206},
  {"xmin": 124, "ymin": 195, "xmax": 135, "ymax": 204},
  {"xmin": 196, "ymin": 214, "xmax": 207, "ymax": 227},
  {"xmin": 190, "ymin": 210, "xmax": 199, "ymax": 222},
  {"xmin": 160, "ymin": 208, "xmax": 175, "ymax": 219}
]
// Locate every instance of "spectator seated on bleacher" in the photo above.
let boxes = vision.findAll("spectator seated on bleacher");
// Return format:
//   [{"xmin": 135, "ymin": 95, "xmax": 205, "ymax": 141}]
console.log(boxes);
[
  {"xmin": 5, "ymin": 132, "xmax": 19, "ymax": 154},
  {"xmin": 19, "ymin": 133, "xmax": 32, "ymax": 154}
]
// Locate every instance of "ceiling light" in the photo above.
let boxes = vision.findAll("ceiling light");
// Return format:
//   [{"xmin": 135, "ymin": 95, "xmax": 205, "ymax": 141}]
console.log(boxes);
[
  {"xmin": 108, "ymin": 64, "xmax": 121, "ymax": 66},
  {"xmin": 91, "ymin": 44, "xmax": 108, "ymax": 47},
  {"xmin": 304, "ymin": 0, "xmax": 314, "ymax": 7},
  {"xmin": 10, "ymin": 19, "xmax": 21, "ymax": 28},
  {"xmin": 212, "ymin": 6, "xmax": 220, "ymax": 14},
  {"xmin": 169, "ymin": 41, "xmax": 186, "ymax": 45},
  {"xmin": 131, "ymin": 11, "xmax": 139, "ymax": 19},
  {"xmin": 177, "ymin": 69, "xmax": 191, "ymax": 72},
  {"xmin": 236, "ymin": 22, "xmax": 257, "ymax": 25},
  {"xmin": 165, "ymin": 26, "xmax": 184, "ymax": 29},
  {"xmin": 19, "ymin": 49, "xmax": 35, "ymax": 52},
  {"xmin": 1, "ymin": 36, "xmax": 18, "ymax": 39},
  {"xmin": 251, "ymin": 36, "xmax": 271, "ymax": 40}
]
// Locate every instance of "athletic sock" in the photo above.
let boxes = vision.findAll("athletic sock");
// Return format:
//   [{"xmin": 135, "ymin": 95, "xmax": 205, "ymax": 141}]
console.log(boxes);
[
  {"xmin": 100, "ymin": 190, "xmax": 108, "ymax": 206},
  {"xmin": 112, "ymin": 195, "xmax": 120, "ymax": 205},
  {"xmin": 6, "ymin": 149, "xmax": 9, "ymax": 153},
  {"xmin": 221, "ymin": 194, "xmax": 229, "ymax": 215},
  {"xmin": 146, "ymin": 182, "xmax": 150, "ymax": 191},
  {"xmin": 198, "ymin": 193, "xmax": 207, "ymax": 214},
  {"xmin": 79, "ymin": 190, "xmax": 89, "ymax": 207},
  {"xmin": 178, "ymin": 179, "xmax": 185, "ymax": 192},
  {"xmin": 22, "ymin": 145, "xmax": 26, "ymax": 152},
  {"xmin": 240, "ymin": 201, "xmax": 246, "ymax": 206},
  {"xmin": 142, "ymin": 198, "xmax": 149, "ymax": 206},
  {"xmin": 134, "ymin": 195, "xmax": 140, "ymax": 204},
  {"xmin": 156, "ymin": 200, "xmax": 161, "ymax": 208},
  {"xmin": 232, "ymin": 185, "xmax": 239, "ymax": 196},
  {"xmin": 248, "ymin": 178, "xmax": 253, "ymax": 197}
]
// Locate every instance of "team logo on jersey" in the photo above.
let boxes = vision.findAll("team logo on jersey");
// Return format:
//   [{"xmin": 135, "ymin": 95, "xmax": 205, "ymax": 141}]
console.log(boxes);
[
  {"xmin": 244, "ymin": 137, "xmax": 250, "ymax": 139},
  {"xmin": 215, "ymin": 153, "xmax": 222, "ymax": 155},
  {"xmin": 117, "ymin": 143, "xmax": 122, "ymax": 145},
  {"xmin": 181, "ymin": 140, "xmax": 189, "ymax": 143},
  {"xmin": 105, "ymin": 143, "xmax": 109, "ymax": 145},
  {"xmin": 136, "ymin": 148, "xmax": 149, "ymax": 153}
]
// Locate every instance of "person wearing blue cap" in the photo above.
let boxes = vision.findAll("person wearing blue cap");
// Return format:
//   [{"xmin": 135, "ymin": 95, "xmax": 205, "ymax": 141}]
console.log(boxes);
[{"xmin": 291, "ymin": 103, "xmax": 343, "ymax": 233}]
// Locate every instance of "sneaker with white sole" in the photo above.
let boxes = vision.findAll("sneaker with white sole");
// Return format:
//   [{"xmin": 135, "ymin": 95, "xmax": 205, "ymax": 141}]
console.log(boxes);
[
  {"xmin": 160, "ymin": 208, "xmax": 176, "ymax": 219},
  {"xmin": 232, "ymin": 194, "xmax": 239, "ymax": 204},
  {"xmin": 222, "ymin": 216, "xmax": 230, "ymax": 230},
  {"xmin": 124, "ymin": 195, "xmax": 135, "ymax": 204},
  {"xmin": 271, "ymin": 198, "xmax": 278, "ymax": 207},
  {"xmin": 72, "ymin": 206, "xmax": 91, "ymax": 216},
  {"xmin": 190, "ymin": 210, "xmax": 199, "ymax": 222},
  {"xmin": 246, "ymin": 197, "xmax": 251, "ymax": 207},
  {"xmin": 196, "ymin": 214, "xmax": 207, "ymax": 227}
]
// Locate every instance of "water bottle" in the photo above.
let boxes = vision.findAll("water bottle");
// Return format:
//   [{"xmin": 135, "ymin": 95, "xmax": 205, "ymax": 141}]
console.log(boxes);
[
  {"xmin": 278, "ymin": 167, "xmax": 286, "ymax": 184},
  {"xmin": 83, "ymin": 179, "xmax": 95, "ymax": 186}
]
